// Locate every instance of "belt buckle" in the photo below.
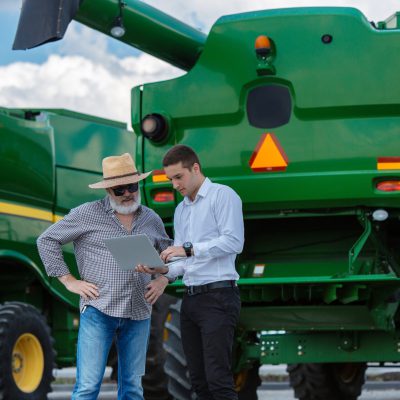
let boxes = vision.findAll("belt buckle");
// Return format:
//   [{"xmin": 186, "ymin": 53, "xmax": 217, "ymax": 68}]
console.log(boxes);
[{"xmin": 187, "ymin": 286, "xmax": 195, "ymax": 296}]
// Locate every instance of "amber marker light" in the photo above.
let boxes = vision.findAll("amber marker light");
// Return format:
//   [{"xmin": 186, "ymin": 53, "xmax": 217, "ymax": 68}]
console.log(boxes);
[
  {"xmin": 376, "ymin": 181, "xmax": 400, "ymax": 192},
  {"xmin": 255, "ymin": 35, "xmax": 271, "ymax": 57},
  {"xmin": 152, "ymin": 169, "xmax": 169, "ymax": 183},
  {"xmin": 377, "ymin": 157, "xmax": 400, "ymax": 170}
]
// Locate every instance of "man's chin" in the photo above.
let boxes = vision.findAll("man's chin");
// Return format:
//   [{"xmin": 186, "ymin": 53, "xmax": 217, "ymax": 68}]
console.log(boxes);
[
  {"xmin": 114, "ymin": 202, "xmax": 139, "ymax": 215},
  {"xmin": 109, "ymin": 194, "xmax": 140, "ymax": 214}
]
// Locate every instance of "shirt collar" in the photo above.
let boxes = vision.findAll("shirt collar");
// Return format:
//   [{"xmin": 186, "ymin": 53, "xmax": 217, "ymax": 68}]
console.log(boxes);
[
  {"xmin": 102, "ymin": 196, "xmax": 113, "ymax": 213},
  {"xmin": 183, "ymin": 177, "xmax": 211, "ymax": 205}
]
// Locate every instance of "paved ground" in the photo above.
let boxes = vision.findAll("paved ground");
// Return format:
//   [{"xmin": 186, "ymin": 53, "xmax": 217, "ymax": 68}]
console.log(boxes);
[
  {"xmin": 49, "ymin": 365, "xmax": 400, "ymax": 400},
  {"xmin": 53, "ymin": 364, "xmax": 400, "ymax": 380},
  {"xmin": 48, "ymin": 384, "xmax": 400, "ymax": 400},
  {"xmin": 258, "ymin": 388, "xmax": 400, "ymax": 400}
]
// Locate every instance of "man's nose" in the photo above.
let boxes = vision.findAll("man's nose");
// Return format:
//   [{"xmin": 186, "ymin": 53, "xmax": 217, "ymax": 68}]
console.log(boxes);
[{"xmin": 122, "ymin": 188, "xmax": 135, "ymax": 196}]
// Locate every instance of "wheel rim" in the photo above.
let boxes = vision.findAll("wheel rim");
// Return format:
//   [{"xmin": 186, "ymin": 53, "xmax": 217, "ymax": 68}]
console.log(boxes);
[
  {"xmin": 163, "ymin": 312, "xmax": 172, "ymax": 342},
  {"xmin": 12, "ymin": 333, "xmax": 44, "ymax": 393},
  {"xmin": 336, "ymin": 363, "xmax": 359, "ymax": 384},
  {"xmin": 234, "ymin": 369, "xmax": 248, "ymax": 392}
]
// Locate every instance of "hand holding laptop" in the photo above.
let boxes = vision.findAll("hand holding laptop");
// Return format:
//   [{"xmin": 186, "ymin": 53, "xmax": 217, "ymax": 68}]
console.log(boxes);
[
  {"xmin": 136, "ymin": 264, "xmax": 169, "ymax": 275},
  {"xmin": 135, "ymin": 244, "xmax": 187, "ymax": 275},
  {"xmin": 136, "ymin": 256, "xmax": 185, "ymax": 275}
]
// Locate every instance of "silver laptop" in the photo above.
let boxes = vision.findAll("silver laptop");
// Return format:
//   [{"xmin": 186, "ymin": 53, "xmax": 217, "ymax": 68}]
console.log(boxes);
[{"xmin": 104, "ymin": 234, "xmax": 165, "ymax": 270}]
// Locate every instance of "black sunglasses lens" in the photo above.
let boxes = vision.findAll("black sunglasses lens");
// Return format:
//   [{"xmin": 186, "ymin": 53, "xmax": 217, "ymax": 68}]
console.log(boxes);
[
  {"xmin": 113, "ymin": 187, "xmax": 124, "ymax": 196},
  {"xmin": 113, "ymin": 183, "xmax": 139, "ymax": 196},
  {"xmin": 127, "ymin": 183, "xmax": 139, "ymax": 193}
]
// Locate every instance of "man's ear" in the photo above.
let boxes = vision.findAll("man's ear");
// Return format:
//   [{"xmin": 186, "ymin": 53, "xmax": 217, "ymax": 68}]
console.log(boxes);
[{"xmin": 193, "ymin": 163, "xmax": 200, "ymax": 174}]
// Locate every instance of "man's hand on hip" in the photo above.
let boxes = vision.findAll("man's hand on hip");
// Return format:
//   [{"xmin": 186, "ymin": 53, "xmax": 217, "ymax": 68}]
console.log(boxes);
[
  {"xmin": 145, "ymin": 276, "xmax": 169, "ymax": 305},
  {"xmin": 58, "ymin": 274, "xmax": 99, "ymax": 300}
]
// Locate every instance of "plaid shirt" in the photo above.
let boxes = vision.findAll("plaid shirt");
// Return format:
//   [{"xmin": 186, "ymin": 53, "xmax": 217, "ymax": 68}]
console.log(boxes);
[{"xmin": 37, "ymin": 197, "xmax": 172, "ymax": 320}]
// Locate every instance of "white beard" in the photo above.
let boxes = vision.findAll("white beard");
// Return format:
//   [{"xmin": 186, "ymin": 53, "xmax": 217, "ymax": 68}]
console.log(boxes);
[{"xmin": 109, "ymin": 192, "xmax": 141, "ymax": 215}]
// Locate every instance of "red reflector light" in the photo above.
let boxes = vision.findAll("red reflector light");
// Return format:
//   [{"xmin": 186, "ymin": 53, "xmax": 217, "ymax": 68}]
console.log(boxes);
[
  {"xmin": 153, "ymin": 191, "xmax": 174, "ymax": 203},
  {"xmin": 376, "ymin": 181, "xmax": 400, "ymax": 192}
]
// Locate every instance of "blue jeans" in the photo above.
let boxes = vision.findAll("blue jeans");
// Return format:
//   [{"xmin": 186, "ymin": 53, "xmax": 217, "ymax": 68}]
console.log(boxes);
[{"xmin": 72, "ymin": 306, "xmax": 150, "ymax": 400}]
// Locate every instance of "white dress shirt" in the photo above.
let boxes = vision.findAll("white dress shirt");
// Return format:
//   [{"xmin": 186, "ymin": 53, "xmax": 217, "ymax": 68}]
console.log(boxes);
[{"xmin": 166, "ymin": 177, "xmax": 244, "ymax": 286}]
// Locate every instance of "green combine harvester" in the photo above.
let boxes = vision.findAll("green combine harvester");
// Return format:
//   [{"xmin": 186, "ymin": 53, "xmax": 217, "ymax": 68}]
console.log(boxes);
[{"xmin": 1, "ymin": 1, "xmax": 400, "ymax": 399}]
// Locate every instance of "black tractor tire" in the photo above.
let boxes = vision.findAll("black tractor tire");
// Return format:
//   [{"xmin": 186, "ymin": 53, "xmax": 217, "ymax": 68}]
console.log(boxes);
[
  {"xmin": 287, "ymin": 362, "xmax": 367, "ymax": 400},
  {"xmin": 163, "ymin": 300, "xmax": 193, "ymax": 400},
  {"xmin": 143, "ymin": 294, "xmax": 177, "ymax": 400},
  {"xmin": 163, "ymin": 300, "xmax": 260, "ymax": 400},
  {"xmin": 0, "ymin": 301, "xmax": 56, "ymax": 400}
]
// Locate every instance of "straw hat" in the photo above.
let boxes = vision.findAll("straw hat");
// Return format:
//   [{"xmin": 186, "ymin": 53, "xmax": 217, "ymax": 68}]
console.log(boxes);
[{"xmin": 89, "ymin": 153, "xmax": 152, "ymax": 189}]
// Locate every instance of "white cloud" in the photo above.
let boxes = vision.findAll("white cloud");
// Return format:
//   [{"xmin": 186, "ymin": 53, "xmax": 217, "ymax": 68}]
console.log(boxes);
[
  {"xmin": 1, "ymin": 0, "xmax": 399, "ymax": 124},
  {"xmin": 0, "ymin": 52, "xmax": 182, "ymax": 124},
  {"xmin": 60, "ymin": 23, "xmax": 110, "ymax": 63},
  {"xmin": 0, "ymin": 0, "xmax": 20, "ymax": 12}
]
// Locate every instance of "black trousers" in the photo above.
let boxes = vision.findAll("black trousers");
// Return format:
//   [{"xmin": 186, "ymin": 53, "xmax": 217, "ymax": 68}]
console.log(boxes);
[{"xmin": 180, "ymin": 286, "xmax": 241, "ymax": 400}]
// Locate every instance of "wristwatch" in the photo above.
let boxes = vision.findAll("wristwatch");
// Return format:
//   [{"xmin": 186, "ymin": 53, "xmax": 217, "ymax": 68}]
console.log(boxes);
[{"xmin": 183, "ymin": 242, "xmax": 193, "ymax": 257}]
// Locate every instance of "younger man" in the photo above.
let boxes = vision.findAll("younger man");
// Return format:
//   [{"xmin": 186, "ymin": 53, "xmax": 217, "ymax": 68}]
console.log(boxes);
[{"xmin": 138, "ymin": 145, "xmax": 244, "ymax": 399}]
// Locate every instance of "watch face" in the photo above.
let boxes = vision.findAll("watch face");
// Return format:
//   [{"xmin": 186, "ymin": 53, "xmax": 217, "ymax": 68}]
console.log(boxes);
[{"xmin": 183, "ymin": 242, "xmax": 192, "ymax": 256}]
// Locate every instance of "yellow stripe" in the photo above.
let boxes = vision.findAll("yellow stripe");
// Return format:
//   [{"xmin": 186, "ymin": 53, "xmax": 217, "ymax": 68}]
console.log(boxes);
[
  {"xmin": 377, "ymin": 162, "xmax": 400, "ymax": 170},
  {"xmin": 152, "ymin": 174, "xmax": 169, "ymax": 183},
  {"xmin": 0, "ymin": 201, "xmax": 63, "ymax": 223}
]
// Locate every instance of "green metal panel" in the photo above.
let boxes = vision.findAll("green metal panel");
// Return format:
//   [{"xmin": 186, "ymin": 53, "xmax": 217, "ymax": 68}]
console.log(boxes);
[
  {"xmin": 51, "ymin": 300, "xmax": 79, "ymax": 365},
  {"xmin": 9, "ymin": 109, "xmax": 138, "ymax": 212},
  {"xmin": 239, "ymin": 304, "xmax": 388, "ymax": 332},
  {"xmin": 0, "ymin": 109, "xmax": 54, "ymax": 208},
  {"xmin": 0, "ymin": 107, "xmax": 139, "ymax": 364},
  {"xmin": 139, "ymin": 7, "xmax": 400, "ymax": 212},
  {"xmin": 259, "ymin": 331, "xmax": 400, "ymax": 364},
  {"xmin": 48, "ymin": 110, "xmax": 130, "ymax": 168}
]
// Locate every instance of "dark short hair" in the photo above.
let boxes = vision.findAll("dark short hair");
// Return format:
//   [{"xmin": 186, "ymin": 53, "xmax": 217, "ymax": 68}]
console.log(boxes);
[{"xmin": 162, "ymin": 145, "xmax": 201, "ymax": 171}]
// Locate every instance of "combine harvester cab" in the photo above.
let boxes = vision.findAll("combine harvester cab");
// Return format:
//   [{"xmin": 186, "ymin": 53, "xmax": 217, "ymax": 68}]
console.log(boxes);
[
  {"xmin": 134, "ymin": 6, "xmax": 400, "ymax": 400},
  {"xmin": 0, "ymin": 107, "xmax": 135, "ymax": 399},
  {"xmin": 9, "ymin": 1, "xmax": 400, "ymax": 399}
]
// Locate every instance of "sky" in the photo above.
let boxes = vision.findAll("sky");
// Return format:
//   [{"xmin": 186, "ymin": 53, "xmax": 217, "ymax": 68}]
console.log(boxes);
[{"xmin": 0, "ymin": 0, "xmax": 398, "ymax": 126}]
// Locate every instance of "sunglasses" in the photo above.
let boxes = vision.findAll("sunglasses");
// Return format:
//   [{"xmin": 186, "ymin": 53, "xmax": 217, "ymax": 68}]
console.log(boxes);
[{"xmin": 111, "ymin": 183, "xmax": 139, "ymax": 196}]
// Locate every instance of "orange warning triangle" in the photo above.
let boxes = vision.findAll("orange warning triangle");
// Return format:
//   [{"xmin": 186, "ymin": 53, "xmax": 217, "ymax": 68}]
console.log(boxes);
[{"xmin": 249, "ymin": 133, "xmax": 289, "ymax": 172}]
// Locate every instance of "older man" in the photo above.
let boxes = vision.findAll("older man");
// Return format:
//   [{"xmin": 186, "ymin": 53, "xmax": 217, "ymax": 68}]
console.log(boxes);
[{"xmin": 37, "ymin": 153, "xmax": 171, "ymax": 400}]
